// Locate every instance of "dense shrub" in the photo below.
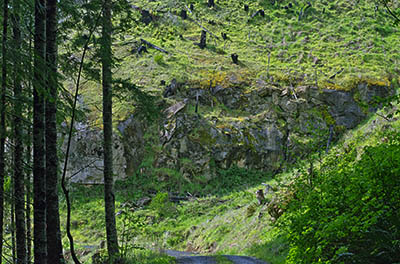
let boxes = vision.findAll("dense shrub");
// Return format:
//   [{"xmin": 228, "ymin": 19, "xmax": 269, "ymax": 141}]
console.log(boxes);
[{"xmin": 283, "ymin": 132, "xmax": 400, "ymax": 264}]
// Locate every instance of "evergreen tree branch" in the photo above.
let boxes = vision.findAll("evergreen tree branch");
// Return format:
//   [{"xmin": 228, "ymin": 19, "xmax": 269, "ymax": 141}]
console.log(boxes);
[{"xmin": 60, "ymin": 3, "xmax": 105, "ymax": 264}]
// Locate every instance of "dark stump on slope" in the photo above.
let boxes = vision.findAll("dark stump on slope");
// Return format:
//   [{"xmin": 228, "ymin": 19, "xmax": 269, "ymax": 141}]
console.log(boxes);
[
  {"xmin": 140, "ymin": 9, "xmax": 153, "ymax": 25},
  {"xmin": 137, "ymin": 45, "xmax": 148, "ymax": 54},
  {"xmin": 231, "ymin": 53, "xmax": 239, "ymax": 64},
  {"xmin": 180, "ymin": 9, "xmax": 187, "ymax": 19},
  {"xmin": 163, "ymin": 79, "xmax": 178, "ymax": 98},
  {"xmin": 197, "ymin": 30, "xmax": 207, "ymax": 49}
]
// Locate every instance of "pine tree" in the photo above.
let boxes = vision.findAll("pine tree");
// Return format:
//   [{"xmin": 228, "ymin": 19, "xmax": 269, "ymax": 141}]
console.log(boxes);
[
  {"xmin": 33, "ymin": 0, "xmax": 47, "ymax": 262},
  {"xmin": 101, "ymin": 0, "xmax": 119, "ymax": 259},
  {"xmin": 12, "ymin": 0, "xmax": 27, "ymax": 262},
  {"xmin": 45, "ymin": 0, "xmax": 64, "ymax": 262},
  {"xmin": 0, "ymin": 0, "xmax": 9, "ymax": 262}
]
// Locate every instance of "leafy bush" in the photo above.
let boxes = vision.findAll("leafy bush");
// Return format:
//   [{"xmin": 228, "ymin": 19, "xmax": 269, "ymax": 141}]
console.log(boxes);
[
  {"xmin": 283, "ymin": 132, "xmax": 400, "ymax": 264},
  {"xmin": 149, "ymin": 192, "xmax": 176, "ymax": 218},
  {"xmin": 154, "ymin": 54, "xmax": 164, "ymax": 65}
]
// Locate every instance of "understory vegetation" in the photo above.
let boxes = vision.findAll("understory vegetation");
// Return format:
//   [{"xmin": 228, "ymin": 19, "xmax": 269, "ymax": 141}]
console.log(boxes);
[
  {"xmin": 282, "ymin": 118, "xmax": 400, "ymax": 263},
  {"xmin": 62, "ymin": 104, "xmax": 400, "ymax": 264}
]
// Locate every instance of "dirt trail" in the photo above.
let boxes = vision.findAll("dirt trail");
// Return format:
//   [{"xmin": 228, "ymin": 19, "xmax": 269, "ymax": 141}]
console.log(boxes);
[{"xmin": 163, "ymin": 250, "xmax": 268, "ymax": 264}]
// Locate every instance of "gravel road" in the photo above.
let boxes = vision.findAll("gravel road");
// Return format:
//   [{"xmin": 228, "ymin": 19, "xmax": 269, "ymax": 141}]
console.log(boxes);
[{"xmin": 163, "ymin": 250, "xmax": 268, "ymax": 264}]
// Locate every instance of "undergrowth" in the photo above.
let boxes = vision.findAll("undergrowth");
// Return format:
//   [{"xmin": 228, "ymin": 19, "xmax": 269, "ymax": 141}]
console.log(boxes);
[{"xmin": 280, "ymin": 112, "xmax": 400, "ymax": 263}]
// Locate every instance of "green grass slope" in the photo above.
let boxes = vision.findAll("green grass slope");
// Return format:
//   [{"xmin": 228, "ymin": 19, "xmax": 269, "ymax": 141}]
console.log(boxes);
[{"xmin": 78, "ymin": 0, "xmax": 400, "ymax": 125}]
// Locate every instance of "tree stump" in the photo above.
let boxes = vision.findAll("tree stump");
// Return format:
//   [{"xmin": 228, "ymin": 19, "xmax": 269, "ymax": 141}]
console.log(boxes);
[
  {"xmin": 199, "ymin": 30, "xmax": 207, "ymax": 49},
  {"xmin": 137, "ymin": 45, "xmax": 148, "ymax": 54},
  {"xmin": 244, "ymin": 4, "xmax": 249, "ymax": 12},
  {"xmin": 208, "ymin": 0, "xmax": 215, "ymax": 8},
  {"xmin": 231, "ymin": 53, "xmax": 239, "ymax": 64},
  {"xmin": 180, "ymin": 9, "xmax": 187, "ymax": 19},
  {"xmin": 163, "ymin": 79, "xmax": 178, "ymax": 98},
  {"xmin": 221, "ymin": 32, "xmax": 227, "ymax": 40},
  {"xmin": 140, "ymin": 10, "xmax": 152, "ymax": 25}
]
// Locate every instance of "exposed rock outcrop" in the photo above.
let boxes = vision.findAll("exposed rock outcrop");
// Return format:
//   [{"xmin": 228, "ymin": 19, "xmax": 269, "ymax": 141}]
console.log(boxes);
[
  {"xmin": 63, "ymin": 80, "xmax": 393, "ymax": 184},
  {"xmin": 62, "ymin": 122, "xmax": 127, "ymax": 184}
]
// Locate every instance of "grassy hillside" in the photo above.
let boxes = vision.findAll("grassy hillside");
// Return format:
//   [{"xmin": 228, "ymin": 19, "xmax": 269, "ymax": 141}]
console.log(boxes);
[
  {"xmin": 60, "ymin": 0, "xmax": 400, "ymax": 263},
  {"xmin": 77, "ymin": 0, "xmax": 400, "ymax": 125}
]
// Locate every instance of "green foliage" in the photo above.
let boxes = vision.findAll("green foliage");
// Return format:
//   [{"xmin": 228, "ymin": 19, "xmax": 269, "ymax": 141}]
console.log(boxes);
[
  {"xmin": 149, "ymin": 192, "xmax": 176, "ymax": 218},
  {"xmin": 283, "ymin": 132, "xmax": 400, "ymax": 264},
  {"xmin": 113, "ymin": 80, "xmax": 161, "ymax": 123},
  {"xmin": 153, "ymin": 54, "xmax": 165, "ymax": 65},
  {"xmin": 210, "ymin": 166, "xmax": 269, "ymax": 195},
  {"xmin": 125, "ymin": 249, "xmax": 176, "ymax": 264},
  {"xmin": 246, "ymin": 202, "xmax": 259, "ymax": 217},
  {"xmin": 119, "ymin": 211, "xmax": 147, "ymax": 259}
]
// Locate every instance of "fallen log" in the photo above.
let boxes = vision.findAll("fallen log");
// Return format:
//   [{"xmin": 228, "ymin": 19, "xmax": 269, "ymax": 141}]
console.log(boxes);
[{"xmin": 141, "ymin": 39, "xmax": 169, "ymax": 54}]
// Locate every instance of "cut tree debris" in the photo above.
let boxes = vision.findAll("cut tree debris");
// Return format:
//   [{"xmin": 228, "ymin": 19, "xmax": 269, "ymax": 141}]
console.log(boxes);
[{"xmin": 141, "ymin": 39, "xmax": 169, "ymax": 54}]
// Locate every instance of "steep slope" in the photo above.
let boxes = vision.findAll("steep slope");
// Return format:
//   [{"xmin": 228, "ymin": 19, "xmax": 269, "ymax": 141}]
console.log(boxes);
[{"xmin": 67, "ymin": 0, "xmax": 399, "ymax": 184}]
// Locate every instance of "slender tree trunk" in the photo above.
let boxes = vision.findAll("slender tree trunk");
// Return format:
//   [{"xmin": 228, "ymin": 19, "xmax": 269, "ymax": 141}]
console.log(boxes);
[
  {"xmin": 11, "ymin": 188, "xmax": 16, "ymax": 263},
  {"xmin": 26, "ymin": 19, "xmax": 34, "ymax": 264},
  {"xmin": 101, "ymin": 0, "xmax": 119, "ymax": 259},
  {"xmin": 13, "ymin": 0, "xmax": 27, "ymax": 262},
  {"xmin": 33, "ymin": 0, "xmax": 47, "ymax": 262},
  {"xmin": 26, "ymin": 140, "xmax": 32, "ymax": 264},
  {"xmin": 0, "ymin": 0, "xmax": 9, "ymax": 262},
  {"xmin": 45, "ymin": 0, "xmax": 64, "ymax": 263}
]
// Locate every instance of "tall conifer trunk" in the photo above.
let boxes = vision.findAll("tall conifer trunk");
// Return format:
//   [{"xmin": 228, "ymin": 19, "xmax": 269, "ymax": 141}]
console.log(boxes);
[
  {"xmin": 101, "ymin": 0, "xmax": 119, "ymax": 259},
  {"xmin": 45, "ymin": 0, "xmax": 64, "ymax": 263},
  {"xmin": 0, "ymin": 0, "xmax": 9, "ymax": 262},
  {"xmin": 13, "ymin": 0, "xmax": 27, "ymax": 262},
  {"xmin": 33, "ymin": 0, "xmax": 47, "ymax": 262}
]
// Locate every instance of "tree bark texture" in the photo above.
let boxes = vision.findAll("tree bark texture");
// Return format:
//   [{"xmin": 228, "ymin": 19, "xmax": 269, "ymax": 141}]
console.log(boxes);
[
  {"xmin": 101, "ymin": 0, "xmax": 119, "ymax": 258},
  {"xmin": 45, "ymin": 0, "xmax": 64, "ymax": 263},
  {"xmin": 0, "ymin": 0, "xmax": 9, "ymax": 262},
  {"xmin": 26, "ymin": 140, "xmax": 32, "ymax": 264},
  {"xmin": 33, "ymin": 0, "xmax": 47, "ymax": 262},
  {"xmin": 13, "ymin": 0, "xmax": 27, "ymax": 262},
  {"xmin": 26, "ymin": 24, "xmax": 34, "ymax": 264}
]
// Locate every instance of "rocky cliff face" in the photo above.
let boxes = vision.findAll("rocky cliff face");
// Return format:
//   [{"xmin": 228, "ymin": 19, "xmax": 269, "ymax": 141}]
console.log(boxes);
[
  {"xmin": 65, "ymin": 80, "xmax": 392, "ymax": 184},
  {"xmin": 62, "ymin": 122, "xmax": 127, "ymax": 184}
]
